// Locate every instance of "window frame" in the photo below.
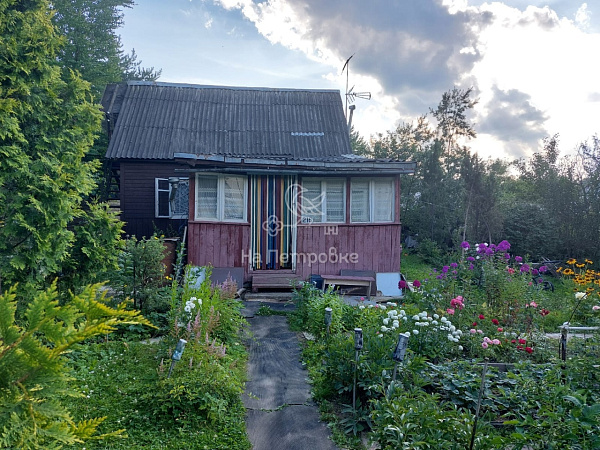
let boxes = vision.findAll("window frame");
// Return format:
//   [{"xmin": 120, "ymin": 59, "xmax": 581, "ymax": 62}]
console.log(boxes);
[
  {"xmin": 350, "ymin": 177, "xmax": 395, "ymax": 224},
  {"xmin": 194, "ymin": 173, "xmax": 248, "ymax": 223},
  {"xmin": 155, "ymin": 177, "xmax": 189, "ymax": 219},
  {"xmin": 300, "ymin": 177, "xmax": 346, "ymax": 224}
]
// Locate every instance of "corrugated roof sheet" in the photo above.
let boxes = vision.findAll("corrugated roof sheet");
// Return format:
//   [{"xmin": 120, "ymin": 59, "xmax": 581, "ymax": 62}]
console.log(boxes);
[{"xmin": 104, "ymin": 81, "xmax": 352, "ymax": 160}]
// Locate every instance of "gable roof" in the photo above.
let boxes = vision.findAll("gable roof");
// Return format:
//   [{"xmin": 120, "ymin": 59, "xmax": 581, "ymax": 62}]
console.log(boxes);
[{"xmin": 102, "ymin": 81, "xmax": 352, "ymax": 160}]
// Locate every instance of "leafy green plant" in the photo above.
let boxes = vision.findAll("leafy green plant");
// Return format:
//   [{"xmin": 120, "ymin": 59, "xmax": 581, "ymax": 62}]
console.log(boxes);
[
  {"xmin": 370, "ymin": 386, "xmax": 492, "ymax": 449},
  {"xmin": 0, "ymin": 282, "xmax": 153, "ymax": 449},
  {"xmin": 107, "ymin": 234, "xmax": 170, "ymax": 317}
]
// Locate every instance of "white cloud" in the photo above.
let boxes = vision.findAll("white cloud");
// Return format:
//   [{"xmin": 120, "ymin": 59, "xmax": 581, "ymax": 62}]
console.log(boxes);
[
  {"xmin": 575, "ymin": 3, "xmax": 591, "ymax": 29},
  {"xmin": 210, "ymin": 0, "xmax": 600, "ymax": 159},
  {"xmin": 470, "ymin": 2, "xmax": 600, "ymax": 158}
]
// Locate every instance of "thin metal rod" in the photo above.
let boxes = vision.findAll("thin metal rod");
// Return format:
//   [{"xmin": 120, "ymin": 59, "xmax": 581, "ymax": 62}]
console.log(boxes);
[
  {"xmin": 167, "ymin": 360, "xmax": 176, "ymax": 378},
  {"xmin": 353, "ymin": 350, "xmax": 358, "ymax": 410},
  {"xmin": 469, "ymin": 359, "xmax": 488, "ymax": 450}
]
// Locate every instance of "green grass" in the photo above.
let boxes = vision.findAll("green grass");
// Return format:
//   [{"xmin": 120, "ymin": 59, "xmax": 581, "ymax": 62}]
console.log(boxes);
[
  {"xmin": 400, "ymin": 253, "xmax": 432, "ymax": 283},
  {"xmin": 64, "ymin": 341, "xmax": 250, "ymax": 449}
]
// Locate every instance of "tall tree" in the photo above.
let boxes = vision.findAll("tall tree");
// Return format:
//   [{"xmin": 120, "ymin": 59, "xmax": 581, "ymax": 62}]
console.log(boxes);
[
  {"xmin": 0, "ymin": 0, "xmax": 120, "ymax": 292},
  {"xmin": 430, "ymin": 87, "xmax": 477, "ymax": 172},
  {"xmin": 50, "ymin": 0, "xmax": 160, "ymax": 99}
]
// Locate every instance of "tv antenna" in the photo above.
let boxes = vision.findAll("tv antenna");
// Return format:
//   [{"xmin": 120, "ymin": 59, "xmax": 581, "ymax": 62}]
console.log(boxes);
[{"xmin": 341, "ymin": 54, "xmax": 371, "ymax": 120}]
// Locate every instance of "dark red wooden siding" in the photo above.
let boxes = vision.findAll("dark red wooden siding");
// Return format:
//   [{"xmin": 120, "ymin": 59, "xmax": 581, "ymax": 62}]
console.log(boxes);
[
  {"xmin": 295, "ymin": 223, "xmax": 402, "ymax": 279},
  {"xmin": 185, "ymin": 173, "xmax": 403, "ymax": 282},
  {"xmin": 187, "ymin": 223, "xmax": 251, "ymax": 269},
  {"xmin": 119, "ymin": 161, "xmax": 188, "ymax": 238}
]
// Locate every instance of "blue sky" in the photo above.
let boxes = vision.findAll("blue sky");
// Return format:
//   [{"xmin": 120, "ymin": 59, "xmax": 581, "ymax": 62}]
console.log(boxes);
[{"xmin": 119, "ymin": 0, "xmax": 600, "ymax": 160}]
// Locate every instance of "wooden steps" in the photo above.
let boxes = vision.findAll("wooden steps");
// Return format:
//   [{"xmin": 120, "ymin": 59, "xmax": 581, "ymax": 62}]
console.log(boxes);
[{"xmin": 251, "ymin": 272, "xmax": 302, "ymax": 292}]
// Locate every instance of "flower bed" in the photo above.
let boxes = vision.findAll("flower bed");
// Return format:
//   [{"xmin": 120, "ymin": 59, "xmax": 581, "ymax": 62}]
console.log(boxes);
[{"xmin": 294, "ymin": 241, "xmax": 600, "ymax": 448}]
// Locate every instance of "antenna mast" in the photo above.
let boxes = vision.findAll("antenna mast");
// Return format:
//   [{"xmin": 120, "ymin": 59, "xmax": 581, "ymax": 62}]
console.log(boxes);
[{"xmin": 341, "ymin": 54, "xmax": 372, "ymax": 132}]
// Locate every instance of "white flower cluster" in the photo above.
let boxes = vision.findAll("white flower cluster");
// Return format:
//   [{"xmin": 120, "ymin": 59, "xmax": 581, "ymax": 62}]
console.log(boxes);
[
  {"xmin": 380, "ymin": 308, "xmax": 407, "ymax": 333},
  {"xmin": 407, "ymin": 312, "xmax": 462, "ymax": 343},
  {"xmin": 184, "ymin": 296, "xmax": 202, "ymax": 313}
]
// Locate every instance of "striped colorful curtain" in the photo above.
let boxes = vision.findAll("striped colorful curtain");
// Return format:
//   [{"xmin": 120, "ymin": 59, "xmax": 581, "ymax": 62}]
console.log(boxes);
[{"xmin": 250, "ymin": 175, "xmax": 296, "ymax": 270}]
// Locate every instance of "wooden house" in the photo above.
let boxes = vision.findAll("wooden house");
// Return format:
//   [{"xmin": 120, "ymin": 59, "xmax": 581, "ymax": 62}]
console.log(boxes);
[{"xmin": 102, "ymin": 81, "xmax": 415, "ymax": 289}]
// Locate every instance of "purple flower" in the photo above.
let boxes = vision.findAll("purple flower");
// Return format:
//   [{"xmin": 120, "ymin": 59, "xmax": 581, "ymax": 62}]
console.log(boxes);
[
  {"xmin": 496, "ymin": 240, "xmax": 511, "ymax": 252},
  {"xmin": 532, "ymin": 269, "xmax": 539, "ymax": 276},
  {"xmin": 520, "ymin": 264, "xmax": 530, "ymax": 273},
  {"xmin": 467, "ymin": 256, "xmax": 475, "ymax": 262},
  {"xmin": 485, "ymin": 247, "xmax": 494, "ymax": 256},
  {"xmin": 539, "ymin": 265, "xmax": 548, "ymax": 273},
  {"xmin": 505, "ymin": 253, "xmax": 511, "ymax": 260},
  {"xmin": 461, "ymin": 241, "xmax": 470, "ymax": 249},
  {"xmin": 515, "ymin": 256, "xmax": 523, "ymax": 262},
  {"xmin": 442, "ymin": 265, "xmax": 449, "ymax": 273},
  {"xmin": 436, "ymin": 275, "xmax": 444, "ymax": 280},
  {"xmin": 468, "ymin": 264, "xmax": 474, "ymax": 270},
  {"xmin": 452, "ymin": 270, "xmax": 458, "ymax": 275},
  {"xmin": 450, "ymin": 262, "xmax": 458, "ymax": 268}
]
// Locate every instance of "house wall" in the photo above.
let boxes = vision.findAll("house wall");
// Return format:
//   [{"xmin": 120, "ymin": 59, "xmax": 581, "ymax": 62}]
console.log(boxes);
[
  {"xmin": 187, "ymin": 223, "xmax": 251, "ymax": 269},
  {"xmin": 186, "ymin": 173, "xmax": 403, "ymax": 282},
  {"xmin": 118, "ymin": 161, "xmax": 188, "ymax": 238},
  {"xmin": 294, "ymin": 223, "xmax": 402, "ymax": 280}
]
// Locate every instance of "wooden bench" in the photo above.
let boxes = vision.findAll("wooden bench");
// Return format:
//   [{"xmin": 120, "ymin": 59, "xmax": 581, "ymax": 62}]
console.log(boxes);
[{"xmin": 320, "ymin": 275, "xmax": 375, "ymax": 300}]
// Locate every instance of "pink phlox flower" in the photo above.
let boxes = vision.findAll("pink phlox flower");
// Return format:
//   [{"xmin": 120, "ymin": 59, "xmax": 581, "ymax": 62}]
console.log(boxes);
[
  {"xmin": 470, "ymin": 329, "xmax": 477, "ymax": 334},
  {"xmin": 450, "ymin": 298, "xmax": 464, "ymax": 310},
  {"xmin": 529, "ymin": 301, "xmax": 538, "ymax": 308},
  {"xmin": 446, "ymin": 308, "xmax": 455, "ymax": 315},
  {"xmin": 482, "ymin": 342, "xmax": 489, "ymax": 349},
  {"xmin": 592, "ymin": 305, "xmax": 600, "ymax": 311},
  {"xmin": 492, "ymin": 339, "xmax": 501, "ymax": 345}
]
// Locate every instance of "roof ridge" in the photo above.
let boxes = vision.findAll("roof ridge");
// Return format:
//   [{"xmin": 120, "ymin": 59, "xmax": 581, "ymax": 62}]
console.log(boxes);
[{"xmin": 126, "ymin": 80, "xmax": 340, "ymax": 94}]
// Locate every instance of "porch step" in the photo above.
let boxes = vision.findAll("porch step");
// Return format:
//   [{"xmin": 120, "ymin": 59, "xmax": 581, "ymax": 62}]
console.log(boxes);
[{"xmin": 251, "ymin": 273, "xmax": 302, "ymax": 292}]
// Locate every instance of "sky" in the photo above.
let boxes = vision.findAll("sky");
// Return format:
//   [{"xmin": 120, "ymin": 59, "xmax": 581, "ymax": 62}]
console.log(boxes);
[{"xmin": 119, "ymin": 0, "xmax": 600, "ymax": 161}]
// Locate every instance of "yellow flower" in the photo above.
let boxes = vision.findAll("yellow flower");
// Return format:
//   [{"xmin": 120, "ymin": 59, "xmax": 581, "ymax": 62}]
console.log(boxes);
[
  {"xmin": 566, "ymin": 258, "xmax": 577, "ymax": 265},
  {"xmin": 585, "ymin": 259, "xmax": 594, "ymax": 264}
]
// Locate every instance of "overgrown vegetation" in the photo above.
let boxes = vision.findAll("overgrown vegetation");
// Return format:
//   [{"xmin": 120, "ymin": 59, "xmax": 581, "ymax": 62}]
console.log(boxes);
[
  {"xmin": 294, "ymin": 243, "xmax": 600, "ymax": 448},
  {"xmin": 0, "ymin": 283, "xmax": 153, "ymax": 449},
  {"xmin": 61, "ymin": 265, "xmax": 250, "ymax": 449}
]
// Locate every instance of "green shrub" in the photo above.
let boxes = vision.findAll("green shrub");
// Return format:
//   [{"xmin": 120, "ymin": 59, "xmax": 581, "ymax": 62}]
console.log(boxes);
[
  {"xmin": 0, "ymin": 282, "xmax": 153, "ymax": 449},
  {"xmin": 370, "ymin": 386, "xmax": 493, "ymax": 449},
  {"xmin": 107, "ymin": 235, "xmax": 170, "ymax": 319}
]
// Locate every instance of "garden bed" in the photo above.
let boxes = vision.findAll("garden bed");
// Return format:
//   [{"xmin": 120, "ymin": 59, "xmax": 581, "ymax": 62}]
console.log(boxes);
[{"xmin": 289, "ymin": 243, "xmax": 600, "ymax": 449}]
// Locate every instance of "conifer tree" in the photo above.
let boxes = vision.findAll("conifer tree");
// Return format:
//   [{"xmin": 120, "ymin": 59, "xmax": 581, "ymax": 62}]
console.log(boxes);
[{"xmin": 0, "ymin": 0, "xmax": 118, "ymax": 291}]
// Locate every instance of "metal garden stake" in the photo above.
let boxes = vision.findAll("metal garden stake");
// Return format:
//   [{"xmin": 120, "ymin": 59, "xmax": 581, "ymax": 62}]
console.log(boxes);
[
  {"xmin": 353, "ymin": 328, "xmax": 363, "ymax": 411},
  {"xmin": 391, "ymin": 333, "xmax": 409, "ymax": 382},
  {"xmin": 167, "ymin": 339, "xmax": 187, "ymax": 378},
  {"xmin": 469, "ymin": 358, "xmax": 489, "ymax": 450},
  {"xmin": 324, "ymin": 307, "xmax": 332, "ymax": 337}
]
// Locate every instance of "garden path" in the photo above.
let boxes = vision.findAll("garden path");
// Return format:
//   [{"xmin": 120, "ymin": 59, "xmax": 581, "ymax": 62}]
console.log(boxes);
[{"xmin": 241, "ymin": 300, "xmax": 338, "ymax": 450}]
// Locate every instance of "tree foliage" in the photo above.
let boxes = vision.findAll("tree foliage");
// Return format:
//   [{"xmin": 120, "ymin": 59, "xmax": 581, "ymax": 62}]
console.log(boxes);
[
  {"xmin": 356, "ymin": 87, "xmax": 599, "ymax": 261},
  {"xmin": 0, "ymin": 282, "xmax": 153, "ymax": 449},
  {"xmin": 0, "ymin": 0, "xmax": 121, "ymax": 292},
  {"xmin": 51, "ymin": 0, "xmax": 160, "ymax": 99}
]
